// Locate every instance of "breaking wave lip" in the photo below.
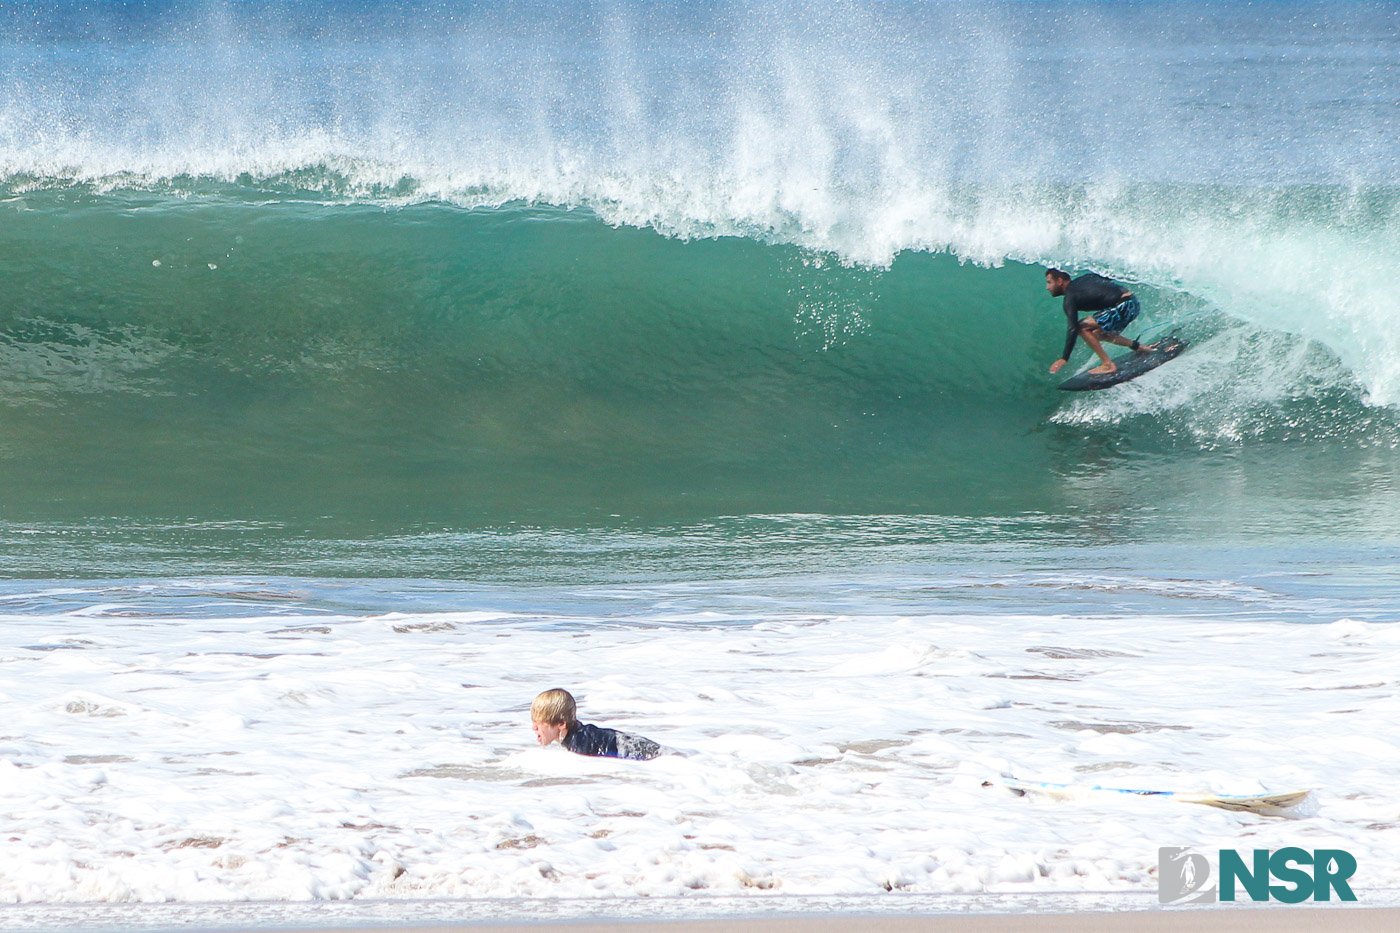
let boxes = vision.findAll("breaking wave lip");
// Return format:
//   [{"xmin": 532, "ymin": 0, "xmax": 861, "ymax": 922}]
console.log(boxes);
[{"xmin": 4, "ymin": 0, "xmax": 1399, "ymax": 409}]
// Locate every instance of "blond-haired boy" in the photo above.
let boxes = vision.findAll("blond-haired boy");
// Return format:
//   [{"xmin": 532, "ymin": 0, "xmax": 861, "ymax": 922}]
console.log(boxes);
[{"xmin": 531, "ymin": 688, "xmax": 661, "ymax": 761}]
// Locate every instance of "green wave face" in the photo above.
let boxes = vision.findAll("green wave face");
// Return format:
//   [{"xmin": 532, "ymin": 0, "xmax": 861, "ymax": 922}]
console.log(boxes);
[{"xmin": 1, "ymin": 192, "xmax": 1396, "ymax": 534}]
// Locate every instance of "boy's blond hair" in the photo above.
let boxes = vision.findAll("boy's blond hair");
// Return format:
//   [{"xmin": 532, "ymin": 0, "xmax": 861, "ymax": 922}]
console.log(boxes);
[{"xmin": 531, "ymin": 688, "xmax": 577, "ymax": 724}]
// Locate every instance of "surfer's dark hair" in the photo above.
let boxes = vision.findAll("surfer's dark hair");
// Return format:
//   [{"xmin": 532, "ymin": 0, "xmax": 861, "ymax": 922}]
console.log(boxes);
[{"xmin": 1045, "ymin": 268, "xmax": 1071, "ymax": 281}]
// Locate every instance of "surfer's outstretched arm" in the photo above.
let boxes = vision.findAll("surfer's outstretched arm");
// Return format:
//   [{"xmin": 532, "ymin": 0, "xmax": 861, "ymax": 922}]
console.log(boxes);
[
  {"xmin": 1049, "ymin": 303, "xmax": 1081, "ymax": 373},
  {"xmin": 1046, "ymin": 268, "xmax": 1083, "ymax": 372}
]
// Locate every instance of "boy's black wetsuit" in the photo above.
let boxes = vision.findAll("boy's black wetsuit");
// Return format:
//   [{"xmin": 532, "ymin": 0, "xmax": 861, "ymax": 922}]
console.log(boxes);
[
  {"xmin": 562, "ymin": 721, "xmax": 662, "ymax": 761},
  {"xmin": 1060, "ymin": 272, "xmax": 1134, "ymax": 360}
]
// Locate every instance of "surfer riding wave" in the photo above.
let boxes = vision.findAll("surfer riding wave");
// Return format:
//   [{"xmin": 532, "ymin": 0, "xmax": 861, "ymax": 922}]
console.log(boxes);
[{"xmin": 1045, "ymin": 269, "xmax": 1157, "ymax": 376}]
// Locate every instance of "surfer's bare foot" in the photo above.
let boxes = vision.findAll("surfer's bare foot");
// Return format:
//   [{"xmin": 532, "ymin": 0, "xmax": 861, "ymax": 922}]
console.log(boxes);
[
  {"xmin": 1135, "ymin": 342, "xmax": 1157, "ymax": 353},
  {"xmin": 1089, "ymin": 363, "xmax": 1117, "ymax": 375}
]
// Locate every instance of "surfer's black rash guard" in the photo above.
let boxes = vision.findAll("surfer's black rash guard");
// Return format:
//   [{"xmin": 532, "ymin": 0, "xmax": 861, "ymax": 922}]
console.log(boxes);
[
  {"xmin": 562, "ymin": 721, "xmax": 662, "ymax": 761},
  {"xmin": 1060, "ymin": 273, "xmax": 1132, "ymax": 360}
]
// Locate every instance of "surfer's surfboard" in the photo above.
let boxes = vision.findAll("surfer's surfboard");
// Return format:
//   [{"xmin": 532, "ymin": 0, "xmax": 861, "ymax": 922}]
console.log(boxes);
[
  {"xmin": 1058, "ymin": 336, "xmax": 1188, "ymax": 391},
  {"xmin": 983, "ymin": 777, "xmax": 1312, "ymax": 815}
]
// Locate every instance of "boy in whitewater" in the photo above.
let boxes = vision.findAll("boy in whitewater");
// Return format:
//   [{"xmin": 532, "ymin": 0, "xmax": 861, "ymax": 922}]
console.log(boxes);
[{"xmin": 530, "ymin": 688, "xmax": 662, "ymax": 761}]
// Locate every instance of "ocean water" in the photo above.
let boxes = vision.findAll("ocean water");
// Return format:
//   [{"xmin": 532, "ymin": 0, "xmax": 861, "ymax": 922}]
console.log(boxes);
[{"xmin": 2, "ymin": 0, "xmax": 1400, "ymax": 918}]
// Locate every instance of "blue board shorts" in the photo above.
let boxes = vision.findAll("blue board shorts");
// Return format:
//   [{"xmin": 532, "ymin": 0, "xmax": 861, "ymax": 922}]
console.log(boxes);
[{"xmin": 1091, "ymin": 297, "xmax": 1140, "ymax": 335}]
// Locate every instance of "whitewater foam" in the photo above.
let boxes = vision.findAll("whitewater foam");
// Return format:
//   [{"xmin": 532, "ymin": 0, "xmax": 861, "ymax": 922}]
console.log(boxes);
[
  {"xmin": 2, "ymin": 572, "xmax": 1400, "ymax": 903},
  {"xmin": 1050, "ymin": 321, "xmax": 1399, "ymax": 447}
]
